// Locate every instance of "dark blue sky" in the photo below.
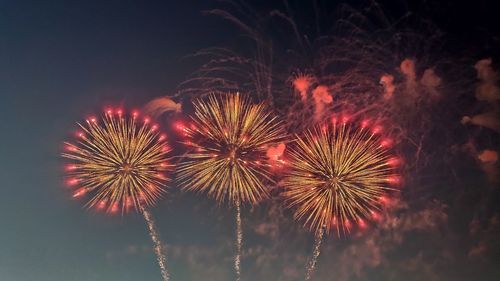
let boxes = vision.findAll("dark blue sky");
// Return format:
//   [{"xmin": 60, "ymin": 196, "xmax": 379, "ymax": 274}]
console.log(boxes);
[
  {"xmin": 0, "ymin": 1, "xmax": 238, "ymax": 280},
  {"xmin": 1, "ymin": 1, "xmax": 499, "ymax": 281}
]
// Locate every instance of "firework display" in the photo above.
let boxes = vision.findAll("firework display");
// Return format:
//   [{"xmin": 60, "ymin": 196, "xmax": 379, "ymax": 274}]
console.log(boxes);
[
  {"xmin": 282, "ymin": 117, "xmax": 400, "ymax": 237},
  {"xmin": 62, "ymin": 109, "xmax": 172, "ymax": 212},
  {"xmin": 176, "ymin": 93, "xmax": 284, "ymax": 281},
  {"xmin": 177, "ymin": 93, "xmax": 284, "ymax": 206},
  {"xmin": 62, "ymin": 109, "xmax": 172, "ymax": 281},
  {"xmin": 40, "ymin": 1, "xmax": 500, "ymax": 281}
]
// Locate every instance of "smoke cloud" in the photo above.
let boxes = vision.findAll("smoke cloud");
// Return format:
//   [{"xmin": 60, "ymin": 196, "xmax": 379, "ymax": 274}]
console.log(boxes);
[
  {"xmin": 478, "ymin": 150, "xmax": 498, "ymax": 164},
  {"xmin": 266, "ymin": 143, "xmax": 286, "ymax": 160},
  {"xmin": 478, "ymin": 149, "xmax": 500, "ymax": 183},
  {"xmin": 312, "ymin": 85, "xmax": 333, "ymax": 119},
  {"xmin": 474, "ymin": 58, "xmax": 500, "ymax": 103},
  {"xmin": 461, "ymin": 112, "xmax": 500, "ymax": 133},
  {"xmin": 380, "ymin": 74, "xmax": 396, "ymax": 100},
  {"xmin": 400, "ymin": 58, "xmax": 418, "ymax": 97},
  {"xmin": 144, "ymin": 97, "xmax": 182, "ymax": 118},
  {"xmin": 292, "ymin": 74, "xmax": 313, "ymax": 101},
  {"xmin": 421, "ymin": 68, "xmax": 441, "ymax": 98}
]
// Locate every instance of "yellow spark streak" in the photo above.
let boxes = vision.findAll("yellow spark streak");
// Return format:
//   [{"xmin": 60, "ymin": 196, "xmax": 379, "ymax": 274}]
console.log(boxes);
[
  {"xmin": 177, "ymin": 93, "xmax": 284, "ymax": 206},
  {"xmin": 282, "ymin": 122, "xmax": 396, "ymax": 236},
  {"xmin": 142, "ymin": 206, "xmax": 170, "ymax": 281},
  {"xmin": 62, "ymin": 112, "xmax": 172, "ymax": 212},
  {"xmin": 235, "ymin": 201, "xmax": 242, "ymax": 281},
  {"xmin": 305, "ymin": 228, "xmax": 324, "ymax": 281}
]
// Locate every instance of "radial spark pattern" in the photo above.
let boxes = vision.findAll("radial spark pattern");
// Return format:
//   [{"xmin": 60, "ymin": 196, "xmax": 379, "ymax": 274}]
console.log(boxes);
[
  {"xmin": 177, "ymin": 93, "xmax": 284, "ymax": 206},
  {"xmin": 282, "ymin": 118, "xmax": 400, "ymax": 236},
  {"xmin": 62, "ymin": 109, "xmax": 172, "ymax": 213}
]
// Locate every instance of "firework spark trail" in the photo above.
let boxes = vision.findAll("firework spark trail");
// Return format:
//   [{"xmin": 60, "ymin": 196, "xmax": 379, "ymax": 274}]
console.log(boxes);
[
  {"xmin": 142, "ymin": 206, "xmax": 170, "ymax": 281},
  {"xmin": 177, "ymin": 93, "xmax": 283, "ymax": 281},
  {"xmin": 235, "ymin": 201, "xmax": 242, "ymax": 281},
  {"xmin": 282, "ymin": 119, "xmax": 399, "ymax": 279},
  {"xmin": 62, "ymin": 110, "xmax": 173, "ymax": 280},
  {"xmin": 305, "ymin": 228, "xmax": 324, "ymax": 281}
]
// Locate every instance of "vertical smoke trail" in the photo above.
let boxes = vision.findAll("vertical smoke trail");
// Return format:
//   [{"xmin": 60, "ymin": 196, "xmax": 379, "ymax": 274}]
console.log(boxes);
[
  {"xmin": 142, "ymin": 206, "xmax": 170, "ymax": 281},
  {"xmin": 305, "ymin": 228, "xmax": 324, "ymax": 281},
  {"xmin": 235, "ymin": 201, "xmax": 243, "ymax": 281}
]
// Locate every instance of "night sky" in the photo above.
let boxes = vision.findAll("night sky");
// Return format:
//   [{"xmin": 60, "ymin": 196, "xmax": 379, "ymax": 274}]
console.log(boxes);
[{"xmin": 1, "ymin": 1, "xmax": 499, "ymax": 281}]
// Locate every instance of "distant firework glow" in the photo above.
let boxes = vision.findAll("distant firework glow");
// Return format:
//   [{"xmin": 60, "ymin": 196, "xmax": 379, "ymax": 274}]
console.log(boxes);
[
  {"xmin": 62, "ymin": 109, "xmax": 172, "ymax": 213},
  {"xmin": 282, "ymin": 116, "xmax": 401, "ymax": 237}
]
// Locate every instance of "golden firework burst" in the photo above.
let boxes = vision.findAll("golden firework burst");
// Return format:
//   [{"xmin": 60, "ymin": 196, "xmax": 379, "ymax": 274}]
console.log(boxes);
[
  {"xmin": 62, "ymin": 109, "xmax": 172, "ymax": 213},
  {"xmin": 282, "ymin": 117, "xmax": 400, "ymax": 236},
  {"xmin": 177, "ymin": 93, "xmax": 284, "ymax": 206}
]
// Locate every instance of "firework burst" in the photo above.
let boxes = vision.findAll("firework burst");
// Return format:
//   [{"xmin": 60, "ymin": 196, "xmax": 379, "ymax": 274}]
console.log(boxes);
[
  {"xmin": 177, "ymin": 93, "xmax": 284, "ymax": 206},
  {"xmin": 62, "ymin": 109, "xmax": 172, "ymax": 281},
  {"xmin": 282, "ymin": 117, "xmax": 401, "ymax": 237},
  {"xmin": 177, "ymin": 93, "xmax": 284, "ymax": 281},
  {"xmin": 62, "ymin": 109, "xmax": 171, "ymax": 213}
]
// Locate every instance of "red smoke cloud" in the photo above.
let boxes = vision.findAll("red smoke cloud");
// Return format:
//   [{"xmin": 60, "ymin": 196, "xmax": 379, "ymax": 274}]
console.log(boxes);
[
  {"xmin": 266, "ymin": 143, "xmax": 286, "ymax": 161},
  {"xmin": 293, "ymin": 74, "xmax": 313, "ymax": 101},
  {"xmin": 312, "ymin": 85, "xmax": 333, "ymax": 119},
  {"xmin": 380, "ymin": 74, "xmax": 395, "ymax": 100},
  {"xmin": 474, "ymin": 58, "xmax": 500, "ymax": 103}
]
